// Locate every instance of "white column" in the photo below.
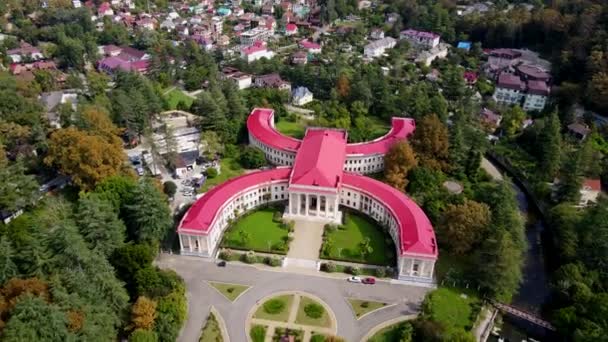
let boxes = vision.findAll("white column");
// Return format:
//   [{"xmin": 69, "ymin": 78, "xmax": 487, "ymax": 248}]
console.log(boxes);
[
  {"xmin": 178, "ymin": 234, "xmax": 184, "ymax": 251},
  {"xmin": 305, "ymin": 194, "xmax": 309, "ymax": 216},
  {"xmin": 187, "ymin": 235, "xmax": 193, "ymax": 252},
  {"xmin": 316, "ymin": 195, "xmax": 320, "ymax": 216},
  {"xmin": 418, "ymin": 260, "xmax": 425, "ymax": 278},
  {"xmin": 428, "ymin": 261, "xmax": 435, "ymax": 279},
  {"xmin": 324, "ymin": 196, "xmax": 328, "ymax": 217}
]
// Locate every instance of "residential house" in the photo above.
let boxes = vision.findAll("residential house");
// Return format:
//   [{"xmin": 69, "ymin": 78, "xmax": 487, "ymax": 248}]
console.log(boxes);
[
  {"xmin": 299, "ymin": 40, "xmax": 321, "ymax": 54},
  {"xmin": 492, "ymin": 72, "xmax": 525, "ymax": 105},
  {"xmin": 415, "ymin": 44, "xmax": 448, "ymax": 66},
  {"xmin": 10, "ymin": 61, "xmax": 57, "ymax": 76},
  {"xmin": 7, "ymin": 42, "xmax": 44, "ymax": 63},
  {"xmin": 241, "ymin": 41, "xmax": 275, "ymax": 62},
  {"xmin": 463, "ymin": 71, "xmax": 478, "ymax": 85},
  {"xmin": 291, "ymin": 51, "xmax": 308, "ymax": 65},
  {"xmin": 400, "ymin": 29, "xmax": 440, "ymax": 49},
  {"xmin": 579, "ymin": 178, "xmax": 602, "ymax": 207},
  {"xmin": 479, "ymin": 108, "xmax": 502, "ymax": 129},
  {"xmin": 39, "ymin": 90, "xmax": 79, "ymax": 128},
  {"xmin": 97, "ymin": 46, "xmax": 151, "ymax": 74},
  {"xmin": 291, "ymin": 86, "xmax": 313, "ymax": 105},
  {"xmin": 523, "ymin": 80, "xmax": 549, "ymax": 111},
  {"xmin": 254, "ymin": 73, "xmax": 291, "ymax": 91},
  {"xmin": 567, "ymin": 122, "xmax": 591, "ymax": 141},
  {"xmin": 98, "ymin": 2, "xmax": 114, "ymax": 17},
  {"xmin": 363, "ymin": 37, "xmax": 396, "ymax": 58},
  {"xmin": 370, "ymin": 28, "xmax": 384, "ymax": 40},
  {"xmin": 136, "ymin": 17, "xmax": 156, "ymax": 31},
  {"xmin": 221, "ymin": 67, "xmax": 253, "ymax": 89},
  {"xmin": 262, "ymin": 2, "xmax": 274, "ymax": 15},
  {"xmin": 285, "ymin": 23, "xmax": 298, "ymax": 35},
  {"xmin": 240, "ymin": 27, "xmax": 272, "ymax": 46}
]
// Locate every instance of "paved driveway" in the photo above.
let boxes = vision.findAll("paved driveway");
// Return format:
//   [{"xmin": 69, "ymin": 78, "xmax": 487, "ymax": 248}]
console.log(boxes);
[{"xmin": 156, "ymin": 254, "xmax": 429, "ymax": 342}]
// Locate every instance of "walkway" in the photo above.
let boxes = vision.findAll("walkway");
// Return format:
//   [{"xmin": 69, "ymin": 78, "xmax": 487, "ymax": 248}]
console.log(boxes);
[
  {"xmin": 155, "ymin": 254, "xmax": 429, "ymax": 342},
  {"xmin": 287, "ymin": 220, "xmax": 324, "ymax": 260}
]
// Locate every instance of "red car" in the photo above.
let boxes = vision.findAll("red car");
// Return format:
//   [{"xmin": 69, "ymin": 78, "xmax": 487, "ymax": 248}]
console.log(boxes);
[{"xmin": 362, "ymin": 277, "xmax": 376, "ymax": 284}]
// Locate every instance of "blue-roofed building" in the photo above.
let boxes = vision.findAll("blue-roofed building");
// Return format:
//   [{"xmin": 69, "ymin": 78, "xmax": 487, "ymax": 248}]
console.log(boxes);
[
  {"xmin": 217, "ymin": 7, "xmax": 232, "ymax": 16},
  {"xmin": 457, "ymin": 41, "xmax": 472, "ymax": 51}
]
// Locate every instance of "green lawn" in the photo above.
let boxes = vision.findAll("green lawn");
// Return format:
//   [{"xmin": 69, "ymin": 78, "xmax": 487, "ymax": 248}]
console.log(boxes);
[
  {"xmin": 348, "ymin": 298, "xmax": 387, "ymax": 318},
  {"xmin": 424, "ymin": 288, "xmax": 479, "ymax": 331},
  {"xmin": 208, "ymin": 281, "xmax": 250, "ymax": 302},
  {"xmin": 321, "ymin": 213, "xmax": 396, "ymax": 266},
  {"xmin": 199, "ymin": 312, "xmax": 223, "ymax": 342},
  {"xmin": 200, "ymin": 158, "xmax": 244, "ymax": 193},
  {"xmin": 294, "ymin": 296, "xmax": 332, "ymax": 328},
  {"xmin": 366, "ymin": 322, "xmax": 410, "ymax": 342},
  {"xmin": 275, "ymin": 118, "xmax": 308, "ymax": 139},
  {"xmin": 368, "ymin": 116, "xmax": 391, "ymax": 140},
  {"xmin": 164, "ymin": 88, "xmax": 194, "ymax": 110},
  {"xmin": 254, "ymin": 295, "xmax": 294, "ymax": 322},
  {"xmin": 221, "ymin": 207, "xmax": 289, "ymax": 253}
]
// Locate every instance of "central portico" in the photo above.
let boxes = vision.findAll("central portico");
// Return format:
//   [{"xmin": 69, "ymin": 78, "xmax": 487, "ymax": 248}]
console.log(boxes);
[{"xmin": 283, "ymin": 128, "xmax": 347, "ymax": 224}]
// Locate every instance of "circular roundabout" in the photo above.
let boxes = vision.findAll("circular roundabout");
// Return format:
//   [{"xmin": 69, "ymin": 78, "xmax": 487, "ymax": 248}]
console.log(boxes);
[{"xmin": 246, "ymin": 291, "xmax": 337, "ymax": 342}]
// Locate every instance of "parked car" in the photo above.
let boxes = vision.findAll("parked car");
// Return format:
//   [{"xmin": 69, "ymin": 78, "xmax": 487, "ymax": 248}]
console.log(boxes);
[
  {"xmin": 362, "ymin": 277, "xmax": 376, "ymax": 285},
  {"xmin": 217, "ymin": 261, "xmax": 226, "ymax": 267},
  {"xmin": 347, "ymin": 276, "xmax": 362, "ymax": 283}
]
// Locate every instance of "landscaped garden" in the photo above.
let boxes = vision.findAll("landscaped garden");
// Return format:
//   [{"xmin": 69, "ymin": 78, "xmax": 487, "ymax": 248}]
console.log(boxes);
[
  {"xmin": 254, "ymin": 294, "xmax": 294, "ymax": 323},
  {"xmin": 249, "ymin": 325, "xmax": 267, "ymax": 342},
  {"xmin": 199, "ymin": 158, "xmax": 244, "ymax": 193},
  {"xmin": 208, "ymin": 281, "xmax": 250, "ymax": 302},
  {"xmin": 294, "ymin": 296, "xmax": 332, "ymax": 328},
  {"xmin": 320, "ymin": 212, "xmax": 396, "ymax": 266},
  {"xmin": 272, "ymin": 327, "xmax": 304, "ymax": 342},
  {"xmin": 221, "ymin": 207, "xmax": 291, "ymax": 254},
  {"xmin": 348, "ymin": 299, "xmax": 387, "ymax": 319},
  {"xmin": 199, "ymin": 312, "xmax": 223, "ymax": 342}
]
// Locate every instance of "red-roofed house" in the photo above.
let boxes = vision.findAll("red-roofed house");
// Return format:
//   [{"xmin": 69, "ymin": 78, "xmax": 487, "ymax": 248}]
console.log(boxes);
[
  {"xmin": 299, "ymin": 40, "xmax": 321, "ymax": 54},
  {"xmin": 285, "ymin": 23, "xmax": 298, "ymax": 36},
  {"xmin": 98, "ymin": 2, "xmax": 114, "ymax": 17},
  {"xmin": 97, "ymin": 46, "xmax": 150, "ymax": 75},
  {"xmin": 177, "ymin": 108, "xmax": 438, "ymax": 284},
  {"xmin": 241, "ymin": 41, "xmax": 275, "ymax": 63},
  {"xmin": 463, "ymin": 71, "xmax": 478, "ymax": 85},
  {"xmin": 579, "ymin": 178, "xmax": 602, "ymax": 207},
  {"xmin": 7, "ymin": 42, "xmax": 44, "ymax": 63}
]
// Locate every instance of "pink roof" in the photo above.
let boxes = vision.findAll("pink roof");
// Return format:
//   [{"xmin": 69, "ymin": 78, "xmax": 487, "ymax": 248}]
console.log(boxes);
[
  {"xmin": 345, "ymin": 118, "xmax": 415, "ymax": 155},
  {"xmin": 583, "ymin": 178, "xmax": 601, "ymax": 192},
  {"xmin": 300, "ymin": 40, "xmax": 321, "ymax": 50},
  {"xmin": 247, "ymin": 108, "xmax": 301, "ymax": 151},
  {"xmin": 342, "ymin": 173, "xmax": 437, "ymax": 258},
  {"xmin": 290, "ymin": 129, "xmax": 347, "ymax": 189},
  {"xmin": 178, "ymin": 168, "xmax": 291, "ymax": 234},
  {"xmin": 286, "ymin": 23, "xmax": 297, "ymax": 32},
  {"xmin": 241, "ymin": 41, "xmax": 267, "ymax": 55}
]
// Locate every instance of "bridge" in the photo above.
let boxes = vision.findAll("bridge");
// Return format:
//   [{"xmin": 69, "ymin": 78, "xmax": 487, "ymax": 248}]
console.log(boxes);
[{"xmin": 492, "ymin": 302, "xmax": 555, "ymax": 331}]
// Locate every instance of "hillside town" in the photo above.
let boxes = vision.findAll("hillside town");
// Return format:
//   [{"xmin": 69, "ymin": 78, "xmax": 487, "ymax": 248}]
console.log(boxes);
[{"xmin": 0, "ymin": 0, "xmax": 607, "ymax": 341}]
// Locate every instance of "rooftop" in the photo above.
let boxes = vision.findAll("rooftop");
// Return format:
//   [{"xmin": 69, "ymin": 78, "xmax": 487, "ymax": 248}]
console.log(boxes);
[{"xmin": 290, "ymin": 129, "xmax": 347, "ymax": 189}]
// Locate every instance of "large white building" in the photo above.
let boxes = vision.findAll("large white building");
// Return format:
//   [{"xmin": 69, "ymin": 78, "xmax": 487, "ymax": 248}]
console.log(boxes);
[
  {"xmin": 240, "ymin": 27, "xmax": 273, "ymax": 46},
  {"xmin": 177, "ymin": 109, "xmax": 437, "ymax": 284},
  {"xmin": 364, "ymin": 37, "xmax": 397, "ymax": 58},
  {"xmin": 241, "ymin": 41, "xmax": 275, "ymax": 63},
  {"xmin": 400, "ymin": 29, "xmax": 440, "ymax": 49}
]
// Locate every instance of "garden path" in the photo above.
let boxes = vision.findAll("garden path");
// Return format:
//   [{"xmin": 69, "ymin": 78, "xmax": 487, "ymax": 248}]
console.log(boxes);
[{"xmin": 287, "ymin": 220, "xmax": 325, "ymax": 260}]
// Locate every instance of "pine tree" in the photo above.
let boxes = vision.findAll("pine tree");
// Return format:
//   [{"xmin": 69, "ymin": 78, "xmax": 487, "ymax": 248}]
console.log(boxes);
[
  {"xmin": 75, "ymin": 194, "xmax": 126, "ymax": 257},
  {"xmin": 538, "ymin": 111, "xmax": 562, "ymax": 180},
  {"xmin": 126, "ymin": 179, "xmax": 173, "ymax": 243},
  {"xmin": 0, "ymin": 236, "xmax": 18, "ymax": 284}
]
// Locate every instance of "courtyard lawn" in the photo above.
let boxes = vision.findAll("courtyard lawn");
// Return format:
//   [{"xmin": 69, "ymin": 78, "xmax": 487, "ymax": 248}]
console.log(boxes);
[
  {"xmin": 348, "ymin": 299, "xmax": 387, "ymax": 318},
  {"xmin": 275, "ymin": 118, "xmax": 308, "ymax": 139},
  {"xmin": 294, "ymin": 296, "xmax": 332, "ymax": 328},
  {"xmin": 199, "ymin": 158, "xmax": 244, "ymax": 193},
  {"xmin": 321, "ymin": 213, "xmax": 395, "ymax": 266},
  {"xmin": 164, "ymin": 88, "xmax": 194, "ymax": 110},
  {"xmin": 208, "ymin": 281, "xmax": 250, "ymax": 302},
  {"xmin": 368, "ymin": 116, "xmax": 391, "ymax": 140},
  {"xmin": 424, "ymin": 288, "xmax": 479, "ymax": 331},
  {"xmin": 199, "ymin": 312, "xmax": 223, "ymax": 342},
  {"xmin": 254, "ymin": 295, "xmax": 294, "ymax": 322},
  {"xmin": 367, "ymin": 321, "xmax": 411, "ymax": 342},
  {"xmin": 221, "ymin": 207, "xmax": 289, "ymax": 254}
]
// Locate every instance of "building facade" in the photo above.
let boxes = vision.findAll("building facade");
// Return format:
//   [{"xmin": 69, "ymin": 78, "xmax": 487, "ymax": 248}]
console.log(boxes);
[{"xmin": 177, "ymin": 108, "xmax": 437, "ymax": 284}]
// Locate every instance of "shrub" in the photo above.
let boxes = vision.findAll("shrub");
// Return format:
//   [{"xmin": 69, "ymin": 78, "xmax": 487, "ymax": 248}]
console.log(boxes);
[
  {"xmin": 129, "ymin": 329, "xmax": 158, "ymax": 342},
  {"xmin": 250, "ymin": 325, "xmax": 266, "ymax": 342},
  {"xmin": 384, "ymin": 267, "xmax": 395, "ymax": 278},
  {"xmin": 304, "ymin": 303, "xmax": 325, "ymax": 319},
  {"xmin": 347, "ymin": 266, "xmax": 360, "ymax": 275},
  {"xmin": 162, "ymin": 181, "xmax": 177, "ymax": 198},
  {"xmin": 324, "ymin": 224, "xmax": 337, "ymax": 233},
  {"xmin": 218, "ymin": 250, "xmax": 232, "ymax": 261},
  {"xmin": 206, "ymin": 167, "xmax": 218, "ymax": 178},
  {"xmin": 242, "ymin": 252, "xmax": 256, "ymax": 264},
  {"xmin": 322, "ymin": 262, "xmax": 337, "ymax": 273},
  {"xmin": 263, "ymin": 299, "xmax": 286, "ymax": 314},
  {"xmin": 265, "ymin": 257, "xmax": 282, "ymax": 267},
  {"xmin": 273, "ymin": 211, "xmax": 282, "ymax": 222},
  {"xmin": 227, "ymin": 287, "xmax": 235, "ymax": 293},
  {"xmin": 272, "ymin": 241, "xmax": 286, "ymax": 252},
  {"xmin": 287, "ymin": 220, "xmax": 295, "ymax": 232},
  {"xmin": 361, "ymin": 301, "xmax": 369, "ymax": 308},
  {"xmin": 375, "ymin": 267, "xmax": 386, "ymax": 278},
  {"xmin": 310, "ymin": 335, "xmax": 326, "ymax": 342}
]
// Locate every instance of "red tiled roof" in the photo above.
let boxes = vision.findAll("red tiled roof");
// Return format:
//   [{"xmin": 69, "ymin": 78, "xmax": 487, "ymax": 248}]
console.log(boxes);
[
  {"xmin": 583, "ymin": 178, "xmax": 601, "ymax": 192},
  {"xmin": 497, "ymin": 72, "xmax": 524, "ymax": 90},
  {"xmin": 178, "ymin": 168, "xmax": 291, "ymax": 234},
  {"xmin": 526, "ymin": 80, "xmax": 549, "ymax": 96},
  {"xmin": 286, "ymin": 23, "xmax": 297, "ymax": 32},
  {"xmin": 343, "ymin": 173, "xmax": 437, "ymax": 258},
  {"xmin": 289, "ymin": 129, "xmax": 347, "ymax": 189},
  {"xmin": 247, "ymin": 108, "xmax": 301, "ymax": 151}
]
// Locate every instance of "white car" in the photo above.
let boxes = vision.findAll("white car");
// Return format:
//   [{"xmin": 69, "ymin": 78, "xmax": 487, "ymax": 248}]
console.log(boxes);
[{"xmin": 347, "ymin": 276, "xmax": 362, "ymax": 283}]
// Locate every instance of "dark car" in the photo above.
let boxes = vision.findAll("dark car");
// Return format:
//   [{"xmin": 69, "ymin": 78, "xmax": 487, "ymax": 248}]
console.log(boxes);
[
  {"xmin": 217, "ymin": 261, "xmax": 226, "ymax": 267},
  {"xmin": 362, "ymin": 277, "xmax": 376, "ymax": 284}
]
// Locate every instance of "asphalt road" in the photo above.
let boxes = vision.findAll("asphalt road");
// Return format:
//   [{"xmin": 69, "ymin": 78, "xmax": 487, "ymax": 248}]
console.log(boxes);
[{"xmin": 156, "ymin": 254, "xmax": 429, "ymax": 342}]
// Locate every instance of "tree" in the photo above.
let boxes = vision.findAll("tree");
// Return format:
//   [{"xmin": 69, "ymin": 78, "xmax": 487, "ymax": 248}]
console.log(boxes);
[
  {"xmin": 538, "ymin": 112, "xmax": 562, "ymax": 179},
  {"xmin": 200, "ymin": 130, "xmax": 224, "ymax": 160},
  {"xmin": 44, "ymin": 127, "xmax": 124, "ymax": 190},
  {"xmin": 126, "ymin": 179, "xmax": 173, "ymax": 243},
  {"xmin": 0, "ymin": 237, "xmax": 18, "ymax": 284},
  {"xmin": 239, "ymin": 146, "xmax": 266, "ymax": 169},
  {"xmin": 0, "ymin": 160, "xmax": 39, "ymax": 212},
  {"xmin": 335, "ymin": 74, "xmax": 350, "ymax": 99},
  {"xmin": 86, "ymin": 71, "xmax": 109, "ymax": 97},
  {"xmin": 75, "ymin": 193, "xmax": 126, "ymax": 257},
  {"xmin": 501, "ymin": 106, "xmax": 526, "ymax": 137},
  {"xmin": 359, "ymin": 237, "xmax": 373, "ymax": 258},
  {"xmin": 2, "ymin": 296, "xmax": 72, "ymax": 341},
  {"xmin": 411, "ymin": 114, "xmax": 450, "ymax": 172},
  {"xmin": 384, "ymin": 140, "xmax": 418, "ymax": 191},
  {"xmin": 439, "ymin": 199, "xmax": 491, "ymax": 255},
  {"xmin": 162, "ymin": 181, "xmax": 177, "ymax": 198},
  {"xmin": 131, "ymin": 296, "xmax": 157, "ymax": 330},
  {"xmin": 556, "ymin": 150, "xmax": 583, "ymax": 203},
  {"xmin": 129, "ymin": 329, "xmax": 159, "ymax": 342}
]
